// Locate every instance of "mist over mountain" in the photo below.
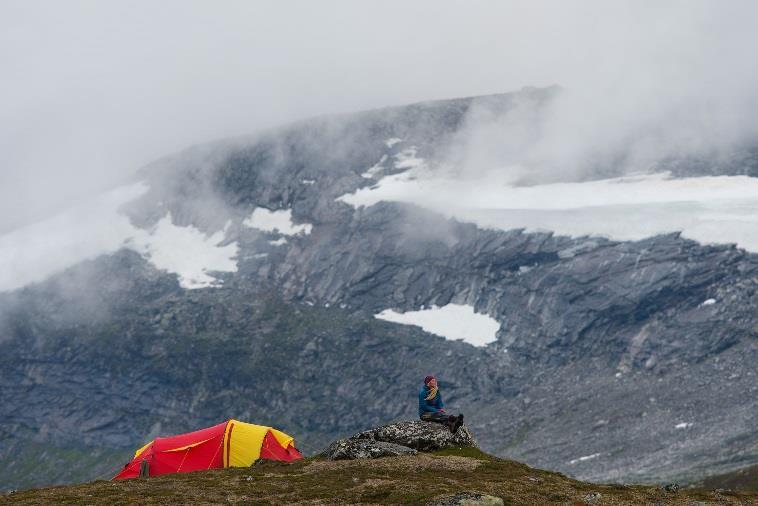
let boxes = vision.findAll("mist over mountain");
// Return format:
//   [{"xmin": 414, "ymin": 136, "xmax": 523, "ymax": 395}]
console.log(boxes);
[
  {"xmin": 4, "ymin": 1, "xmax": 758, "ymax": 231},
  {"xmin": 3, "ymin": 0, "xmax": 758, "ymax": 495},
  {"xmin": 1, "ymin": 88, "xmax": 757, "ymax": 492}
]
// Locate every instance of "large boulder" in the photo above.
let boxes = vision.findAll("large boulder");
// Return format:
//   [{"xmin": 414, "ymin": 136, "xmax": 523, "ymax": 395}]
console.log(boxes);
[
  {"xmin": 350, "ymin": 420, "xmax": 477, "ymax": 452},
  {"xmin": 322, "ymin": 439, "xmax": 418, "ymax": 460}
]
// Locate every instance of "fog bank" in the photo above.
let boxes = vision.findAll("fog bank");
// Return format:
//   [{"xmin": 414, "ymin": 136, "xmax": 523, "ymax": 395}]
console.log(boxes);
[{"xmin": 3, "ymin": 1, "xmax": 758, "ymax": 231}]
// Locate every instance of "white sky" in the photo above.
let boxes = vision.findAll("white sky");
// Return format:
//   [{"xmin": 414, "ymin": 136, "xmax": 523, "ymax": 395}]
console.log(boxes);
[{"xmin": 2, "ymin": 0, "xmax": 758, "ymax": 231}]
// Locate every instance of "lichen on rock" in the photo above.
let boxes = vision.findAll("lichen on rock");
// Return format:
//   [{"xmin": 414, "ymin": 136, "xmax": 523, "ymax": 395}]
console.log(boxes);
[
  {"xmin": 321, "ymin": 439, "xmax": 417, "ymax": 460},
  {"xmin": 350, "ymin": 420, "xmax": 478, "ymax": 452},
  {"xmin": 320, "ymin": 420, "xmax": 477, "ymax": 461}
]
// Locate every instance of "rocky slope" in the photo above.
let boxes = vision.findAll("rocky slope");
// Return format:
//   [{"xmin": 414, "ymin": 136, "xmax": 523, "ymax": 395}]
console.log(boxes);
[{"xmin": 1, "ymin": 87, "xmax": 757, "ymax": 490}]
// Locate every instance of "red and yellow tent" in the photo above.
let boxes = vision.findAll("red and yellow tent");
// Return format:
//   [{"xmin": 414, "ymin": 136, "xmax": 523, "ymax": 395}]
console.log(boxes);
[{"xmin": 114, "ymin": 419, "xmax": 302, "ymax": 480}]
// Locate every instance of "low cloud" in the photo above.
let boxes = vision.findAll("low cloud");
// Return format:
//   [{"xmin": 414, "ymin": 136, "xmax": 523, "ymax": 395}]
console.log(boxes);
[
  {"xmin": 4, "ymin": 1, "xmax": 758, "ymax": 230},
  {"xmin": 2, "ymin": 0, "xmax": 758, "ymax": 294}
]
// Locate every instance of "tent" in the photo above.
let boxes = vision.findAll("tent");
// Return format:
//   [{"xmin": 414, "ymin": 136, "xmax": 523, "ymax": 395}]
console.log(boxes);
[{"xmin": 113, "ymin": 419, "xmax": 302, "ymax": 480}]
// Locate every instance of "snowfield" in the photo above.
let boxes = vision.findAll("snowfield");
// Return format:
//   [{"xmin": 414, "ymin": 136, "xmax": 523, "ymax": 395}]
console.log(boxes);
[
  {"xmin": 5, "ymin": 163, "xmax": 758, "ymax": 294},
  {"xmin": 375, "ymin": 303, "xmax": 500, "ymax": 347},
  {"xmin": 338, "ymin": 171, "xmax": 758, "ymax": 252}
]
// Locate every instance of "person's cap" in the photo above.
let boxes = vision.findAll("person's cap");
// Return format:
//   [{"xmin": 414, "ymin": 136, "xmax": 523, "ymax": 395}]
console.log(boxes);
[{"xmin": 424, "ymin": 375, "xmax": 435, "ymax": 384}]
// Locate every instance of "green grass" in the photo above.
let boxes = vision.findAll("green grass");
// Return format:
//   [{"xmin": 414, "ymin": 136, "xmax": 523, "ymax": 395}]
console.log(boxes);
[
  {"xmin": 3, "ymin": 447, "xmax": 756, "ymax": 505},
  {"xmin": 431, "ymin": 446, "xmax": 491, "ymax": 459}
]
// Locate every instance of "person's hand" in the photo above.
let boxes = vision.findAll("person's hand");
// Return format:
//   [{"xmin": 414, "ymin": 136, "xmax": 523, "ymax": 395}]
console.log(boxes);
[{"xmin": 439, "ymin": 409, "xmax": 445, "ymax": 413}]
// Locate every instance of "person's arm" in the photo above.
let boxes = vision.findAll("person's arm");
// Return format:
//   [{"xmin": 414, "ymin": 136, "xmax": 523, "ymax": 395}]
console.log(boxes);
[{"xmin": 419, "ymin": 389, "xmax": 442, "ymax": 413}]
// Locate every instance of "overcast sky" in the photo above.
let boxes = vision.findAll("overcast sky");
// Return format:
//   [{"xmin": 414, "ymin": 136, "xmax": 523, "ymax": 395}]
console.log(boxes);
[{"xmin": 2, "ymin": 0, "xmax": 757, "ymax": 231}]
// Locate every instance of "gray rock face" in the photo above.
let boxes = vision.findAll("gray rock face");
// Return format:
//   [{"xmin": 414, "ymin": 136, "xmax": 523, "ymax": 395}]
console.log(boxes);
[
  {"xmin": 0, "ymin": 88, "xmax": 757, "ymax": 490},
  {"xmin": 351, "ymin": 421, "xmax": 477, "ymax": 452},
  {"xmin": 322, "ymin": 438, "xmax": 417, "ymax": 460}
]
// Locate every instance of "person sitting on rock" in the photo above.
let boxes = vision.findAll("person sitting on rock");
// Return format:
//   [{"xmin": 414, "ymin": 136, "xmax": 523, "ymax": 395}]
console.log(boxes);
[{"xmin": 418, "ymin": 375, "xmax": 464, "ymax": 433}]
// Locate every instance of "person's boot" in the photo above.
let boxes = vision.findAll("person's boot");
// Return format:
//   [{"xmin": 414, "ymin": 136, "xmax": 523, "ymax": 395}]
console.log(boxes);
[
  {"xmin": 446, "ymin": 415, "xmax": 457, "ymax": 433},
  {"xmin": 452, "ymin": 414, "xmax": 464, "ymax": 434}
]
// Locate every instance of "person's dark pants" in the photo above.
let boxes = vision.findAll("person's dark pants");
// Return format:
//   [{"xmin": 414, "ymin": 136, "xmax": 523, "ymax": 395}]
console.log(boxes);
[{"xmin": 420, "ymin": 412, "xmax": 455, "ymax": 425}]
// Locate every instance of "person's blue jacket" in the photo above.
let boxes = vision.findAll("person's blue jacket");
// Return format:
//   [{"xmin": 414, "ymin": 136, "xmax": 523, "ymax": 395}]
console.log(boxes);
[{"xmin": 418, "ymin": 385, "xmax": 444, "ymax": 417}]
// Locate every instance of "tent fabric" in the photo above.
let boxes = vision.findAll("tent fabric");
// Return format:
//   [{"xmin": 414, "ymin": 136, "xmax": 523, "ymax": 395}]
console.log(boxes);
[
  {"xmin": 133, "ymin": 440, "xmax": 153, "ymax": 459},
  {"xmin": 269, "ymin": 428, "xmax": 295, "ymax": 449},
  {"xmin": 224, "ymin": 419, "xmax": 269, "ymax": 467},
  {"xmin": 260, "ymin": 430, "xmax": 303, "ymax": 461},
  {"xmin": 113, "ymin": 419, "xmax": 301, "ymax": 480}
]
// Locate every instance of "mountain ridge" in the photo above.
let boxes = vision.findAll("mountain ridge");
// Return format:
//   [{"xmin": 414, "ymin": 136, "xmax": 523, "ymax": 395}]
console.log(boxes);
[{"xmin": 1, "ymin": 87, "xmax": 757, "ymax": 490}]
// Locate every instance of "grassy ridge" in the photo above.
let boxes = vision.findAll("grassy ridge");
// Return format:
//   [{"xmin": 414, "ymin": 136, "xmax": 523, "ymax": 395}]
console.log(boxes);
[
  {"xmin": 2, "ymin": 448, "xmax": 755, "ymax": 505},
  {"xmin": 695, "ymin": 464, "xmax": 758, "ymax": 493}
]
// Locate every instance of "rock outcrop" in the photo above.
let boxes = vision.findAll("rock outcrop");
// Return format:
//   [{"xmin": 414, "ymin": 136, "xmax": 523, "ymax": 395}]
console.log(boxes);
[
  {"xmin": 321, "ymin": 439, "xmax": 417, "ymax": 460},
  {"xmin": 351, "ymin": 420, "xmax": 477, "ymax": 452},
  {"xmin": 321, "ymin": 421, "xmax": 476, "ymax": 461}
]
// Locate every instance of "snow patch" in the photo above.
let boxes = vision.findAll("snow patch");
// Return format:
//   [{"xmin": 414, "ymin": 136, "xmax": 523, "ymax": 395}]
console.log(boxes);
[
  {"xmin": 269, "ymin": 237, "xmax": 288, "ymax": 246},
  {"xmin": 337, "ymin": 172, "xmax": 758, "ymax": 252},
  {"xmin": 701, "ymin": 298, "xmax": 717, "ymax": 306},
  {"xmin": 675, "ymin": 422, "xmax": 693, "ymax": 429},
  {"xmin": 385, "ymin": 137, "xmax": 402, "ymax": 148},
  {"xmin": 243, "ymin": 208, "xmax": 313, "ymax": 236},
  {"xmin": 129, "ymin": 214, "xmax": 238, "ymax": 289},
  {"xmin": 569, "ymin": 453, "xmax": 601, "ymax": 465},
  {"xmin": 374, "ymin": 303, "xmax": 500, "ymax": 347},
  {"xmin": 362, "ymin": 155, "xmax": 388, "ymax": 179},
  {"xmin": 337, "ymin": 170, "xmax": 415, "ymax": 208},
  {"xmin": 393, "ymin": 147, "xmax": 425, "ymax": 169},
  {"xmin": 301, "ymin": 179, "xmax": 316, "ymax": 185}
]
